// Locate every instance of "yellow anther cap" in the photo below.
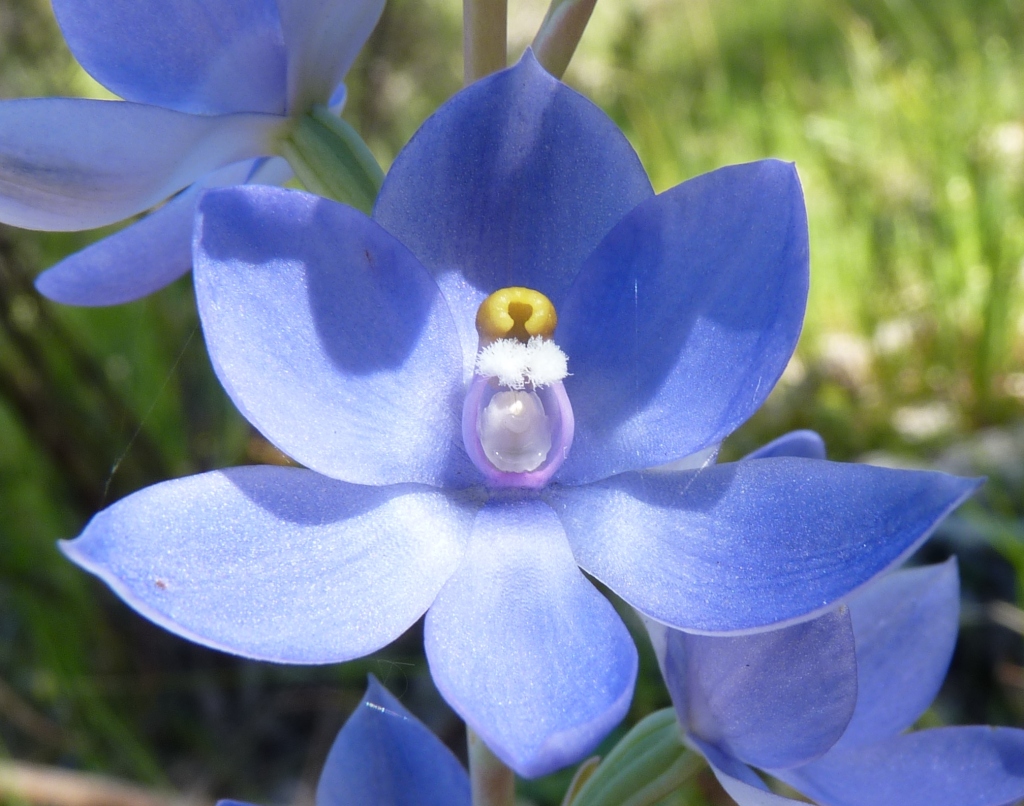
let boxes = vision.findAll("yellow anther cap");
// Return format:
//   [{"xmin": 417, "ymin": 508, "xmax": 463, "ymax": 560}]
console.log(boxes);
[{"xmin": 475, "ymin": 287, "xmax": 558, "ymax": 344}]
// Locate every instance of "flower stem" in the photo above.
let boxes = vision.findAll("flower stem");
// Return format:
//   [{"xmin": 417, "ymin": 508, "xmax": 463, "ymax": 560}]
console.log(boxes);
[
  {"xmin": 468, "ymin": 727, "xmax": 516, "ymax": 806},
  {"xmin": 280, "ymin": 106, "xmax": 384, "ymax": 215},
  {"xmin": 531, "ymin": 0, "xmax": 598, "ymax": 79},
  {"xmin": 464, "ymin": 0, "xmax": 507, "ymax": 85}
]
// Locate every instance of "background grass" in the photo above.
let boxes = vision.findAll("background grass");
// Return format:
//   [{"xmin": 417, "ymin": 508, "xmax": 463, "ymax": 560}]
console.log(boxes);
[{"xmin": 0, "ymin": 0, "xmax": 1022, "ymax": 802}]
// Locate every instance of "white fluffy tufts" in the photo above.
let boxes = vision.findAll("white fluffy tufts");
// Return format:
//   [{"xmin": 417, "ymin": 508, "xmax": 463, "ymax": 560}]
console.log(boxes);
[
  {"xmin": 476, "ymin": 336, "xmax": 569, "ymax": 389},
  {"xmin": 523, "ymin": 337, "xmax": 570, "ymax": 387}
]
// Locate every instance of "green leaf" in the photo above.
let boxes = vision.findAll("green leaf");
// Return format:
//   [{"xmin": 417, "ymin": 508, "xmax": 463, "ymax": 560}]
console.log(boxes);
[{"xmin": 567, "ymin": 709, "xmax": 702, "ymax": 806}]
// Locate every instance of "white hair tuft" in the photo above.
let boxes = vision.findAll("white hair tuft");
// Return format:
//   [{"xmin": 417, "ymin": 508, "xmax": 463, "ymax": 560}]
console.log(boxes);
[{"xmin": 476, "ymin": 336, "xmax": 569, "ymax": 389}]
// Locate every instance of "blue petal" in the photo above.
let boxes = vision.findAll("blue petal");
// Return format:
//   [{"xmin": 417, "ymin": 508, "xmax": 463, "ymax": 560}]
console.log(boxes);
[
  {"xmin": 35, "ymin": 157, "xmax": 292, "ymax": 307},
  {"xmin": 547, "ymin": 458, "xmax": 979, "ymax": 632},
  {"xmin": 557, "ymin": 161, "xmax": 808, "ymax": 484},
  {"xmin": 832, "ymin": 559, "xmax": 960, "ymax": 751},
  {"xmin": 665, "ymin": 608, "xmax": 856, "ymax": 769},
  {"xmin": 743, "ymin": 430, "xmax": 826, "ymax": 461},
  {"xmin": 424, "ymin": 499, "xmax": 637, "ymax": 778},
  {"xmin": 373, "ymin": 51, "xmax": 653, "ymax": 358},
  {"xmin": 0, "ymin": 99, "xmax": 282, "ymax": 231},
  {"xmin": 697, "ymin": 741, "xmax": 807, "ymax": 806},
  {"xmin": 277, "ymin": 0, "xmax": 385, "ymax": 114},
  {"xmin": 195, "ymin": 185, "xmax": 473, "ymax": 487},
  {"xmin": 781, "ymin": 727, "xmax": 1024, "ymax": 806},
  {"xmin": 52, "ymin": 0, "xmax": 286, "ymax": 114},
  {"xmin": 317, "ymin": 677, "xmax": 470, "ymax": 806},
  {"xmin": 36, "ymin": 182, "xmax": 197, "ymax": 306},
  {"xmin": 60, "ymin": 466, "xmax": 475, "ymax": 663}
]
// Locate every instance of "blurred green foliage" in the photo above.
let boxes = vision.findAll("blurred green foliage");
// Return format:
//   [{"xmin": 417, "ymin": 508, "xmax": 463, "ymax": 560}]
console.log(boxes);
[{"xmin": 0, "ymin": 0, "xmax": 1023, "ymax": 803}]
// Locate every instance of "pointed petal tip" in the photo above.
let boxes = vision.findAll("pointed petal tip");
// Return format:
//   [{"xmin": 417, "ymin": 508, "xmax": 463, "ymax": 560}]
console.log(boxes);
[
  {"xmin": 56, "ymin": 537, "xmax": 77, "ymax": 562},
  {"xmin": 944, "ymin": 472, "xmax": 985, "ymax": 507},
  {"xmin": 33, "ymin": 267, "xmax": 131, "ymax": 308},
  {"xmin": 362, "ymin": 675, "xmax": 402, "ymax": 710},
  {"xmin": 518, "ymin": 46, "xmax": 545, "ymax": 74},
  {"xmin": 35, "ymin": 264, "xmax": 144, "ymax": 309},
  {"xmin": 479, "ymin": 678, "xmax": 634, "ymax": 779},
  {"xmin": 709, "ymin": 157, "xmax": 801, "ymax": 192},
  {"xmin": 34, "ymin": 269, "xmax": 67, "ymax": 304},
  {"xmin": 483, "ymin": 643, "xmax": 636, "ymax": 779},
  {"xmin": 58, "ymin": 533, "xmax": 94, "ymax": 571}
]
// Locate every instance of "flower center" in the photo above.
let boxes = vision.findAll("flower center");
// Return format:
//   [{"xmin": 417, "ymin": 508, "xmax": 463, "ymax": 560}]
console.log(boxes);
[
  {"xmin": 462, "ymin": 287, "xmax": 575, "ymax": 488},
  {"xmin": 478, "ymin": 390, "xmax": 551, "ymax": 472}
]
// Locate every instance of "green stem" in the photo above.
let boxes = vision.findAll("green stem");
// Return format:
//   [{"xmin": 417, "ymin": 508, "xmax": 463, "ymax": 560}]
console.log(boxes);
[
  {"xmin": 280, "ymin": 106, "xmax": 384, "ymax": 214},
  {"xmin": 532, "ymin": 0, "xmax": 597, "ymax": 79},
  {"xmin": 468, "ymin": 727, "xmax": 516, "ymax": 806},
  {"xmin": 464, "ymin": 0, "xmax": 507, "ymax": 85}
]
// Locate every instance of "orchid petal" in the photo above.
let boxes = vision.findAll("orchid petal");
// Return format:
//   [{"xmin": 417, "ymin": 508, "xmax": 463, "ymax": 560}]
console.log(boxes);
[
  {"xmin": 743, "ymin": 430, "xmax": 826, "ymax": 461},
  {"xmin": 277, "ymin": 0, "xmax": 385, "ymax": 113},
  {"xmin": 833, "ymin": 559, "xmax": 960, "ymax": 751},
  {"xmin": 35, "ymin": 157, "xmax": 292, "ymax": 306},
  {"xmin": 317, "ymin": 677, "xmax": 470, "ymax": 806},
  {"xmin": 557, "ymin": 160, "xmax": 808, "ymax": 484},
  {"xmin": 61, "ymin": 466, "xmax": 474, "ymax": 663},
  {"xmin": 373, "ymin": 50, "xmax": 653, "ymax": 355},
  {"xmin": 52, "ymin": 0, "xmax": 286, "ymax": 114},
  {"xmin": 35, "ymin": 182, "xmax": 198, "ymax": 306},
  {"xmin": 0, "ymin": 99, "xmax": 281, "ymax": 231},
  {"xmin": 665, "ymin": 608, "xmax": 857, "ymax": 769},
  {"xmin": 781, "ymin": 727, "xmax": 1024, "ymax": 806},
  {"xmin": 697, "ymin": 741, "xmax": 807, "ymax": 806},
  {"xmin": 194, "ymin": 185, "xmax": 473, "ymax": 487},
  {"xmin": 424, "ymin": 499, "xmax": 637, "ymax": 778},
  {"xmin": 547, "ymin": 458, "xmax": 979, "ymax": 633}
]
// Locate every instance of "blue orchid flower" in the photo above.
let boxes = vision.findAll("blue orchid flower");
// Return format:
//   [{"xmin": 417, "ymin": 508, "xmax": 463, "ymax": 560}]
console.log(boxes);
[
  {"xmin": 0, "ymin": 0, "xmax": 383, "ymax": 307},
  {"xmin": 223, "ymin": 676, "xmax": 469, "ymax": 806},
  {"xmin": 60, "ymin": 54, "xmax": 979, "ymax": 778},
  {"xmin": 651, "ymin": 430, "xmax": 1024, "ymax": 806}
]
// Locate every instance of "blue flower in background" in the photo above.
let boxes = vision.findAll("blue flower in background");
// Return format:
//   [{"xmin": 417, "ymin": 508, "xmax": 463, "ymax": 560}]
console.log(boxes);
[
  {"xmin": 62, "ymin": 55, "xmax": 978, "ymax": 778},
  {"xmin": 651, "ymin": 430, "xmax": 1024, "ymax": 806},
  {"xmin": 0, "ymin": 0, "xmax": 383, "ymax": 306},
  {"xmin": 224, "ymin": 676, "xmax": 469, "ymax": 806}
]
